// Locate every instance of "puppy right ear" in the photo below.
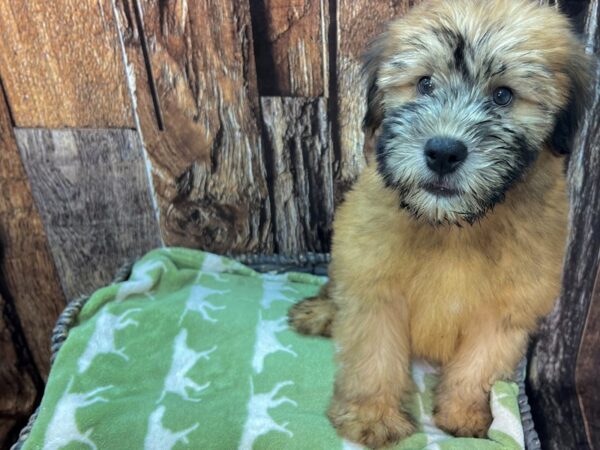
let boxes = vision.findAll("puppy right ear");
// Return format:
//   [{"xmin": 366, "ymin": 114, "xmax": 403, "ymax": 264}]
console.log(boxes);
[
  {"xmin": 548, "ymin": 52, "xmax": 593, "ymax": 156},
  {"xmin": 361, "ymin": 34, "xmax": 387, "ymax": 133}
]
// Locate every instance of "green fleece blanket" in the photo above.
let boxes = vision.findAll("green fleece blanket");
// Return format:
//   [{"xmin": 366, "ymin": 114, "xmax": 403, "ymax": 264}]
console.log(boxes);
[{"xmin": 22, "ymin": 248, "xmax": 526, "ymax": 450}]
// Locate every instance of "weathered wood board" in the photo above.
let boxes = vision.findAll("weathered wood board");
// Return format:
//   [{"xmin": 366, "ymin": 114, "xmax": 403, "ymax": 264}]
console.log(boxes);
[
  {"xmin": 0, "ymin": 89, "xmax": 65, "ymax": 379},
  {"xmin": 114, "ymin": 0, "xmax": 273, "ymax": 254},
  {"xmin": 0, "ymin": 0, "xmax": 133, "ymax": 128},
  {"xmin": 14, "ymin": 128, "xmax": 162, "ymax": 300},
  {"xmin": 0, "ymin": 289, "xmax": 40, "ymax": 450},
  {"xmin": 250, "ymin": 0, "xmax": 327, "ymax": 96},
  {"xmin": 528, "ymin": 2, "xmax": 600, "ymax": 449},
  {"xmin": 260, "ymin": 97, "xmax": 334, "ymax": 253},
  {"xmin": 577, "ymin": 268, "xmax": 600, "ymax": 448}
]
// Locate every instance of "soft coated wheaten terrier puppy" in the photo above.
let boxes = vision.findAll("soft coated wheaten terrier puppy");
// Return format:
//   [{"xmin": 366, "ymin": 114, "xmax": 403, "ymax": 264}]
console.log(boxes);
[{"xmin": 288, "ymin": 0, "xmax": 590, "ymax": 447}]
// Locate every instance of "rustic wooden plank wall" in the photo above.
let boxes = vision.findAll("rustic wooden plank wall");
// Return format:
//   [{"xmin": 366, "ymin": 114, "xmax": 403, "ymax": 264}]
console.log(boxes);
[
  {"xmin": 527, "ymin": 2, "xmax": 600, "ymax": 450},
  {"xmin": 0, "ymin": 89, "xmax": 66, "ymax": 379},
  {"xmin": 250, "ymin": 0, "xmax": 327, "ymax": 97},
  {"xmin": 0, "ymin": 0, "xmax": 598, "ymax": 449},
  {"xmin": 577, "ymin": 268, "xmax": 600, "ymax": 448},
  {"xmin": 0, "ymin": 291, "xmax": 39, "ymax": 449},
  {"xmin": 14, "ymin": 129, "xmax": 162, "ymax": 300},
  {"xmin": 115, "ymin": 0, "xmax": 274, "ymax": 254},
  {"xmin": 0, "ymin": 0, "xmax": 134, "ymax": 127},
  {"xmin": 0, "ymin": 80, "xmax": 62, "ymax": 449},
  {"xmin": 261, "ymin": 97, "xmax": 334, "ymax": 253}
]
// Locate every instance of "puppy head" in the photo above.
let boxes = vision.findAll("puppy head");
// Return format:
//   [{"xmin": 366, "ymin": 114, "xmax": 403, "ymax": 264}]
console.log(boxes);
[{"xmin": 365, "ymin": 0, "xmax": 590, "ymax": 225}]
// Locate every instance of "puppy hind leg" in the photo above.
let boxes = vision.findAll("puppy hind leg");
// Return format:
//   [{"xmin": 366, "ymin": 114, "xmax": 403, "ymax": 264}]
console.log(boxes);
[{"xmin": 288, "ymin": 283, "xmax": 337, "ymax": 337}]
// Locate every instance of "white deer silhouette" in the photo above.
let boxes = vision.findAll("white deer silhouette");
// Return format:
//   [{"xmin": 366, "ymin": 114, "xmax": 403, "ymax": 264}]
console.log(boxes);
[
  {"xmin": 260, "ymin": 275, "xmax": 297, "ymax": 310},
  {"xmin": 77, "ymin": 308, "xmax": 140, "ymax": 373},
  {"xmin": 252, "ymin": 313, "xmax": 297, "ymax": 374},
  {"xmin": 179, "ymin": 285, "xmax": 227, "ymax": 324},
  {"xmin": 342, "ymin": 440, "xmax": 366, "ymax": 450},
  {"xmin": 238, "ymin": 380, "xmax": 297, "ymax": 450},
  {"xmin": 157, "ymin": 329, "xmax": 216, "ymax": 403},
  {"xmin": 144, "ymin": 405, "xmax": 199, "ymax": 450},
  {"xmin": 43, "ymin": 379, "xmax": 112, "ymax": 450},
  {"xmin": 200, "ymin": 253, "xmax": 232, "ymax": 282},
  {"xmin": 116, "ymin": 260, "xmax": 169, "ymax": 301}
]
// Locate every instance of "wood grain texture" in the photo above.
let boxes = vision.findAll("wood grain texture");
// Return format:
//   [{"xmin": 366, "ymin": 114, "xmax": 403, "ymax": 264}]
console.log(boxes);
[
  {"xmin": 250, "ymin": 0, "xmax": 327, "ymax": 96},
  {"xmin": 0, "ymin": 0, "xmax": 133, "ymax": 127},
  {"xmin": 528, "ymin": 2, "xmax": 600, "ymax": 449},
  {"xmin": 577, "ymin": 267, "xmax": 600, "ymax": 449},
  {"xmin": 261, "ymin": 97, "xmax": 333, "ymax": 253},
  {"xmin": 0, "ymin": 288, "xmax": 40, "ymax": 450},
  {"xmin": 114, "ymin": 0, "xmax": 273, "ymax": 253},
  {"xmin": 15, "ymin": 129, "xmax": 162, "ymax": 300},
  {"xmin": 0, "ymin": 88, "xmax": 65, "ymax": 379},
  {"xmin": 0, "ymin": 325, "xmax": 32, "ymax": 449},
  {"xmin": 333, "ymin": 0, "xmax": 420, "ymax": 203}
]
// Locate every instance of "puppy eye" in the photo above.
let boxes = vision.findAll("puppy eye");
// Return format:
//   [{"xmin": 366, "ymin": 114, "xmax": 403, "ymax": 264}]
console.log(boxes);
[
  {"xmin": 493, "ymin": 87, "xmax": 513, "ymax": 106},
  {"xmin": 417, "ymin": 76, "xmax": 435, "ymax": 95}
]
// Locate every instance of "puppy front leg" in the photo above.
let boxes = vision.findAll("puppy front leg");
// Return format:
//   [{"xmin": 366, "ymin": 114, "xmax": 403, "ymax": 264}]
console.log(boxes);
[
  {"xmin": 434, "ymin": 318, "xmax": 528, "ymax": 437},
  {"xmin": 328, "ymin": 289, "xmax": 415, "ymax": 448}
]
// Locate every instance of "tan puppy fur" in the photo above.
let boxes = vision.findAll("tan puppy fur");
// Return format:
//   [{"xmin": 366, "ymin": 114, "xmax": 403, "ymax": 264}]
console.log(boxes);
[{"xmin": 288, "ymin": 0, "xmax": 590, "ymax": 447}]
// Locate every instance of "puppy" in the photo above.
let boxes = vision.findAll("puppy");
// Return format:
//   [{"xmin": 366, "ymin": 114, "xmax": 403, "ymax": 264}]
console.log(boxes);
[{"xmin": 288, "ymin": 0, "xmax": 590, "ymax": 447}]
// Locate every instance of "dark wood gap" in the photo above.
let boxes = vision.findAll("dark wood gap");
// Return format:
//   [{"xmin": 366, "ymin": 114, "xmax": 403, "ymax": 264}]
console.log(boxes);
[
  {"xmin": 0, "ymin": 76, "xmax": 16, "ymax": 128},
  {"xmin": 558, "ymin": 0, "xmax": 590, "ymax": 34},
  {"xmin": 131, "ymin": 0, "xmax": 164, "ymax": 131},
  {"xmin": 257, "ymin": 98, "xmax": 281, "ymax": 255},
  {"xmin": 249, "ymin": 1, "xmax": 279, "ymax": 96},
  {"xmin": 327, "ymin": 0, "xmax": 341, "ymax": 178},
  {"xmin": 0, "ymin": 249, "xmax": 44, "ymax": 448}
]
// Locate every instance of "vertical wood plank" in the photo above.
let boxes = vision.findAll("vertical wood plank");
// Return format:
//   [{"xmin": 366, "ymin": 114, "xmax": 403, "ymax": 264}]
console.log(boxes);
[
  {"xmin": 114, "ymin": 0, "xmax": 273, "ymax": 254},
  {"xmin": 528, "ymin": 2, "xmax": 600, "ymax": 449},
  {"xmin": 250, "ymin": 0, "xmax": 327, "ymax": 96},
  {"xmin": 15, "ymin": 129, "xmax": 162, "ymax": 300},
  {"xmin": 0, "ymin": 289, "xmax": 40, "ymax": 450},
  {"xmin": 0, "ymin": 88, "xmax": 65, "ymax": 379},
  {"xmin": 576, "ymin": 268, "xmax": 600, "ymax": 448},
  {"xmin": 333, "ymin": 0, "xmax": 419, "ymax": 202},
  {"xmin": 260, "ymin": 97, "xmax": 334, "ymax": 253},
  {"xmin": 0, "ymin": 0, "xmax": 134, "ymax": 128}
]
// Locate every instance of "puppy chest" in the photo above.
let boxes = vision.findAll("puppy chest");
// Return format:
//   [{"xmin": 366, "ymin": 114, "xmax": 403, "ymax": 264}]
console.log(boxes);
[
  {"xmin": 403, "ymin": 260, "xmax": 495, "ymax": 363},
  {"xmin": 408, "ymin": 296, "xmax": 469, "ymax": 363}
]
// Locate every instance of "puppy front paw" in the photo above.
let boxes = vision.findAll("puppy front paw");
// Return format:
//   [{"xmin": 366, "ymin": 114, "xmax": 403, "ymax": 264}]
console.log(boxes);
[
  {"xmin": 328, "ymin": 397, "xmax": 415, "ymax": 448},
  {"xmin": 433, "ymin": 393, "xmax": 492, "ymax": 437}
]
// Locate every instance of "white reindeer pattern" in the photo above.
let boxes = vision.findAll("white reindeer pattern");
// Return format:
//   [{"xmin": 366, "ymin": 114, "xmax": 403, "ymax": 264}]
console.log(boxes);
[
  {"xmin": 260, "ymin": 275, "xmax": 297, "ymax": 310},
  {"xmin": 200, "ymin": 253, "xmax": 232, "ymax": 282},
  {"xmin": 179, "ymin": 285, "xmax": 227, "ymax": 324},
  {"xmin": 115, "ymin": 260, "xmax": 169, "ymax": 301},
  {"xmin": 144, "ymin": 405, "xmax": 199, "ymax": 450},
  {"xmin": 77, "ymin": 308, "xmax": 140, "ymax": 373},
  {"xmin": 252, "ymin": 313, "xmax": 297, "ymax": 374},
  {"xmin": 238, "ymin": 380, "xmax": 297, "ymax": 450},
  {"xmin": 43, "ymin": 379, "xmax": 112, "ymax": 450},
  {"xmin": 157, "ymin": 329, "xmax": 216, "ymax": 403}
]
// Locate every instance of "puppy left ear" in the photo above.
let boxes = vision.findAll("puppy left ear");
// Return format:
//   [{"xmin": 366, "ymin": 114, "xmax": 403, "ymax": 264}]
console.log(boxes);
[
  {"xmin": 361, "ymin": 33, "xmax": 387, "ymax": 134},
  {"xmin": 548, "ymin": 51, "xmax": 592, "ymax": 155}
]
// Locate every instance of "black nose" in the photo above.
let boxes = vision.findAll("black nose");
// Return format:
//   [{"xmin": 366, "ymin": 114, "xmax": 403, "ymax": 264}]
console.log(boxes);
[{"xmin": 424, "ymin": 137, "xmax": 468, "ymax": 176}]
